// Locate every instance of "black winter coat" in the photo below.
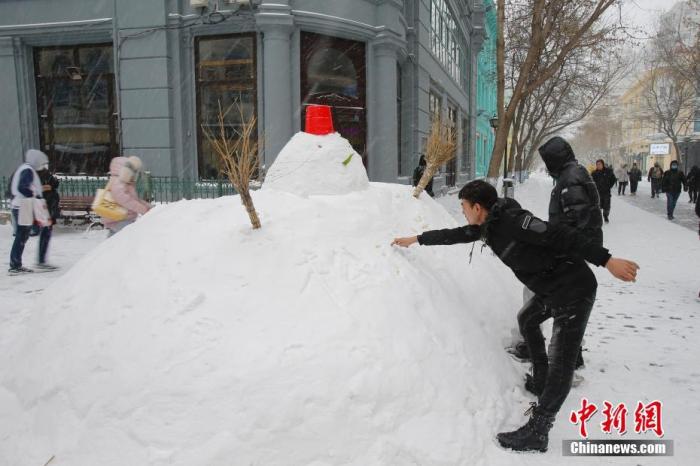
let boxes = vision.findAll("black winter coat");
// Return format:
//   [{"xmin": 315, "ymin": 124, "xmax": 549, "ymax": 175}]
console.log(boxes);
[
  {"xmin": 686, "ymin": 166, "xmax": 699, "ymax": 190},
  {"xmin": 38, "ymin": 170, "xmax": 60, "ymax": 222},
  {"xmin": 628, "ymin": 168, "xmax": 642, "ymax": 183},
  {"xmin": 538, "ymin": 137, "xmax": 603, "ymax": 246},
  {"xmin": 661, "ymin": 169, "xmax": 686, "ymax": 194},
  {"xmin": 591, "ymin": 167, "xmax": 616, "ymax": 198},
  {"xmin": 417, "ymin": 198, "xmax": 611, "ymax": 305}
]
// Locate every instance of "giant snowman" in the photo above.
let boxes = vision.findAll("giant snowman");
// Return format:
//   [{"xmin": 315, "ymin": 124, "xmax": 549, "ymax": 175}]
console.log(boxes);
[{"xmin": 0, "ymin": 130, "xmax": 524, "ymax": 465}]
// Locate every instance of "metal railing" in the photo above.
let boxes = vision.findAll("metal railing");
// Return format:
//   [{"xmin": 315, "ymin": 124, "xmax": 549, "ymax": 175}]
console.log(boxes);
[{"xmin": 0, "ymin": 173, "xmax": 247, "ymax": 210}]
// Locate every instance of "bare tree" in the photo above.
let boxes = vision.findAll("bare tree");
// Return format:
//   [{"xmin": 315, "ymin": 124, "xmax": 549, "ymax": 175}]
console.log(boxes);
[
  {"xmin": 643, "ymin": 66, "xmax": 696, "ymax": 161},
  {"xmin": 488, "ymin": 0, "xmax": 624, "ymax": 178},
  {"xmin": 202, "ymin": 102, "xmax": 262, "ymax": 229}
]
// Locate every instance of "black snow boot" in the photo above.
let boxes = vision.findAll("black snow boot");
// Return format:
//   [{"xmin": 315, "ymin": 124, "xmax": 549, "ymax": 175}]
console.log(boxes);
[
  {"xmin": 524, "ymin": 364, "xmax": 547, "ymax": 397},
  {"xmin": 497, "ymin": 403, "xmax": 555, "ymax": 453},
  {"xmin": 508, "ymin": 341, "xmax": 531, "ymax": 362}
]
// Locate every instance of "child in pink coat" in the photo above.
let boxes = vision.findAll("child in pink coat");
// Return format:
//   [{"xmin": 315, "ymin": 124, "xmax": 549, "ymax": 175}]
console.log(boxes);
[{"xmin": 102, "ymin": 156, "xmax": 151, "ymax": 236}]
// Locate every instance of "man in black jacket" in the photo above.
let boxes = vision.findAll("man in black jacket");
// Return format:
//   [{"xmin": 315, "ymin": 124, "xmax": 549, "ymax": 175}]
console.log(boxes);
[
  {"xmin": 661, "ymin": 160, "xmax": 687, "ymax": 220},
  {"xmin": 392, "ymin": 180, "xmax": 638, "ymax": 453},
  {"xmin": 511, "ymin": 137, "xmax": 602, "ymax": 393},
  {"xmin": 591, "ymin": 159, "xmax": 616, "ymax": 223},
  {"xmin": 629, "ymin": 163, "xmax": 642, "ymax": 195}
]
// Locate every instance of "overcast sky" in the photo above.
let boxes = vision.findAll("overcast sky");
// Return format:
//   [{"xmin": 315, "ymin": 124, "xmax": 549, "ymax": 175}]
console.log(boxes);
[{"xmin": 613, "ymin": 0, "xmax": 681, "ymax": 33}]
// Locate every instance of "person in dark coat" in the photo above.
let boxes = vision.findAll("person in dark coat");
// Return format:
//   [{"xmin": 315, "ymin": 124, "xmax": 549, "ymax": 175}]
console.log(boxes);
[
  {"xmin": 412, "ymin": 154, "xmax": 434, "ymax": 197},
  {"xmin": 661, "ymin": 160, "xmax": 687, "ymax": 220},
  {"xmin": 591, "ymin": 159, "xmax": 616, "ymax": 223},
  {"xmin": 687, "ymin": 165, "xmax": 699, "ymax": 203},
  {"xmin": 392, "ymin": 180, "xmax": 639, "ymax": 453},
  {"xmin": 37, "ymin": 168, "xmax": 60, "ymax": 269},
  {"xmin": 648, "ymin": 162, "xmax": 664, "ymax": 198},
  {"xmin": 628, "ymin": 163, "xmax": 642, "ymax": 195},
  {"xmin": 510, "ymin": 136, "xmax": 601, "ymax": 390}
]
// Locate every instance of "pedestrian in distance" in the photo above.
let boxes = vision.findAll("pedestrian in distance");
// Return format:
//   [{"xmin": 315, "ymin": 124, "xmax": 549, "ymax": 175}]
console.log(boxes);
[
  {"xmin": 687, "ymin": 165, "xmax": 699, "ymax": 204},
  {"xmin": 8, "ymin": 149, "xmax": 48, "ymax": 275},
  {"xmin": 648, "ymin": 162, "xmax": 664, "ymax": 198},
  {"xmin": 661, "ymin": 159, "xmax": 687, "ymax": 220},
  {"xmin": 412, "ymin": 155, "xmax": 434, "ymax": 197},
  {"xmin": 36, "ymin": 166, "xmax": 61, "ymax": 270},
  {"xmin": 628, "ymin": 163, "xmax": 642, "ymax": 195},
  {"xmin": 591, "ymin": 160, "xmax": 616, "ymax": 223},
  {"xmin": 392, "ymin": 180, "xmax": 639, "ymax": 453},
  {"xmin": 614, "ymin": 163, "xmax": 629, "ymax": 195}
]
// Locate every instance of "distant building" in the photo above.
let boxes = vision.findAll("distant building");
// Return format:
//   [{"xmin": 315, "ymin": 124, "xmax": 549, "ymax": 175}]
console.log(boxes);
[
  {"xmin": 0, "ymin": 0, "xmax": 487, "ymax": 191},
  {"xmin": 475, "ymin": 0, "xmax": 496, "ymax": 178}
]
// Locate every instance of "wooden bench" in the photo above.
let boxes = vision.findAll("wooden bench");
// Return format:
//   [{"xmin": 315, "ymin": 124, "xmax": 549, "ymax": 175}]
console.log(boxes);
[{"xmin": 59, "ymin": 196, "xmax": 96, "ymax": 225}]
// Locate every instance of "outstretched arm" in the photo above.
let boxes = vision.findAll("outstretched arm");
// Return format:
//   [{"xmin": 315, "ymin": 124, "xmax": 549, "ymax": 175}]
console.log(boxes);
[{"xmin": 392, "ymin": 225, "xmax": 481, "ymax": 248}]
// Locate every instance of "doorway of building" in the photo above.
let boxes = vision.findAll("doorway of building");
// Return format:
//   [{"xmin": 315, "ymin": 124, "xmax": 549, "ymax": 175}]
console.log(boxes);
[
  {"xmin": 301, "ymin": 32, "xmax": 367, "ymax": 166},
  {"xmin": 34, "ymin": 44, "xmax": 118, "ymax": 175}
]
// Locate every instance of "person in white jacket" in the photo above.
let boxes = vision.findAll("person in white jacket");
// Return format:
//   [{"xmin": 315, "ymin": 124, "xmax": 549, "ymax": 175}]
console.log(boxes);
[
  {"xmin": 614, "ymin": 163, "xmax": 629, "ymax": 195},
  {"xmin": 101, "ymin": 156, "xmax": 152, "ymax": 236},
  {"xmin": 8, "ymin": 149, "xmax": 48, "ymax": 274}
]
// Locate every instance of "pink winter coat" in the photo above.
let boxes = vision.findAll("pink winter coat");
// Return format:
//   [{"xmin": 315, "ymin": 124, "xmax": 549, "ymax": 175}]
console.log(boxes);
[{"xmin": 101, "ymin": 157, "xmax": 151, "ymax": 228}]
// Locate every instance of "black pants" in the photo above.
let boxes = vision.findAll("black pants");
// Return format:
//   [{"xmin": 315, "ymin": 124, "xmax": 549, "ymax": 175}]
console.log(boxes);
[
  {"xmin": 630, "ymin": 180, "xmax": 638, "ymax": 194},
  {"xmin": 651, "ymin": 179, "xmax": 662, "ymax": 197},
  {"xmin": 599, "ymin": 195, "xmax": 611, "ymax": 219},
  {"xmin": 689, "ymin": 187, "xmax": 698, "ymax": 203},
  {"xmin": 617, "ymin": 182, "xmax": 627, "ymax": 195},
  {"xmin": 517, "ymin": 293, "xmax": 594, "ymax": 414}
]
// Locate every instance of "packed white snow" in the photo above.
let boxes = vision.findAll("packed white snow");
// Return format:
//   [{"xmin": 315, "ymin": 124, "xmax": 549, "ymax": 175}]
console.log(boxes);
[
  {"xmin": 263, "ymin": 132, "xmax": 369, "ymax": 197},
  {"xmin": 0, "ymin": 133, "xmax": 526, "ymax": 466}
]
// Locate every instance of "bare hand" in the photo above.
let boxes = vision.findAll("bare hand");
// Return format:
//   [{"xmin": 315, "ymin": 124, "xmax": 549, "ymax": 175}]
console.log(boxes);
[
  {"xmin": 392, "ymin": 236, "xmax": 418, "ymax": 248},
  {"xmin": 605, "ymin": 258, "xmax": 640, "ymax": 282}
]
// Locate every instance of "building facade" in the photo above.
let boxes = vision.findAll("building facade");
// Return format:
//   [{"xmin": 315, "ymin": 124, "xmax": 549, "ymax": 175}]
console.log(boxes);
[
  {"xmin": 475, "ymin": 0, "xmax": 495, "ymax": 178},
  {"xmin": 0, "ymin": 0, "xmax": 485, "ymax": 189},
  {"xmin": 619, "ymin": 70, "xmax": 695, "ymax": 172}
]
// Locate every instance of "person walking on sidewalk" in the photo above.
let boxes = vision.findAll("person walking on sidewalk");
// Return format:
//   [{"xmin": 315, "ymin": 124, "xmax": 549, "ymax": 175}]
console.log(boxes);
[
  {"xmin": 392, "ymin": 180, "xmax": 639, "ymax": 453},
  {"xmin": 661, "ymin": 160, "xmax": 687, "ymax": 220},
  {"xmin": 592, "ymin": 160, "xmax": 616, "ymax": 223},
  {"xmin": 648, "ymin": 162, "xmax": 664, "ymax": 198},
  {"xmin": 687, "ymin": 165, "xmax": 699, "ymax": 204},
  {"xmin": 628, "ymin": 163, "xmax": 642, "ymax": 195},
  {"xmin": 615, "ymin": 163, "xmax": 629, "ymax": 195},
  {"xmin": 36, "ymin": 166, "xmax": 60, "ymax": 270},
  {"xmin": 8, "ymin": 149, "xmax": 48, "ymax": 274}
]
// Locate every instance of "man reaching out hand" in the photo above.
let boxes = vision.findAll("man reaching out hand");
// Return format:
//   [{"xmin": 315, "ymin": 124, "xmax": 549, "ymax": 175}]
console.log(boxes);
[{"xmin": 392, "ymin": 180, "xmax": 639, "ymax": 453}]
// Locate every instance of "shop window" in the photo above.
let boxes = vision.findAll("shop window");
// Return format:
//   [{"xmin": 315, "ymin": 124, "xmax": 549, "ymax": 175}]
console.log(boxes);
[{"xmin": 196, "ymin": 34, "xmax": 257, "ymax": 179}]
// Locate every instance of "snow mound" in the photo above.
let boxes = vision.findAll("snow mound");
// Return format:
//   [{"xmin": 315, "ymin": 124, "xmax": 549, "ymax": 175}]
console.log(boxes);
[
  {"xmin": 263, "ymin": 132, "xmax": 369, "ymax": 196},
  {"xmin": 1, "ymin": 184, "xmax": 523, "ymax": 466}
]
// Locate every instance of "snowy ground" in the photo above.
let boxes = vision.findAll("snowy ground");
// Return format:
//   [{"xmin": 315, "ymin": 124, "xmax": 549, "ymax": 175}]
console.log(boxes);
[
  {"xmin": 1, "ymin": 173, "xmax": 698, "ymax": 465},
  {"xmin": 613, "ymin": 180, "xmax": 698, "ymax": 232}
]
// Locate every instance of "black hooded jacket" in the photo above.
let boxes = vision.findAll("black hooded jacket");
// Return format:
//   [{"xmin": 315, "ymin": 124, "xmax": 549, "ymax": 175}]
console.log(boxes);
[
  {"xmin": 538, "ymin": 137, "xmax": 603, "ymax": 246},
  {"xmin": 417, "ymin": 198, "xmax": 611, "ymax": 305}
]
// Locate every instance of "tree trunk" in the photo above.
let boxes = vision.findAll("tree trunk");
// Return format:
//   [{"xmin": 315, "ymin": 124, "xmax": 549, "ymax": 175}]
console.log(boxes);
[{"xmin": 239, "ymin": 190, "xmax": 261, "ymax": 229}]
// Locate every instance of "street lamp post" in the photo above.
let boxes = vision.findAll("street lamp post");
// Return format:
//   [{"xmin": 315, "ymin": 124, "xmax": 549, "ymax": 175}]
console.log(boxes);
[{"xmin": 489, "ymin": 115, "xmax": 508, "ymax": 179}]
